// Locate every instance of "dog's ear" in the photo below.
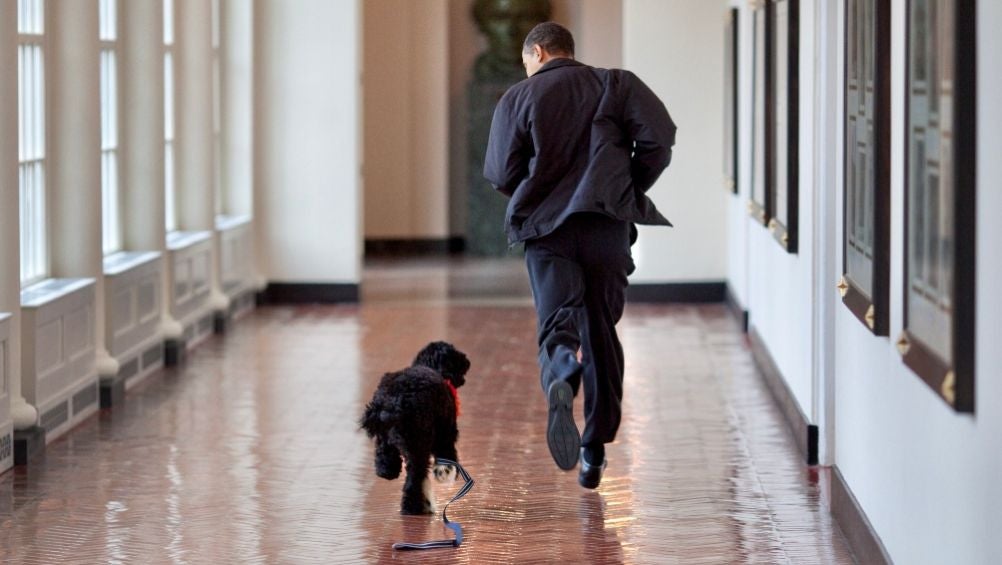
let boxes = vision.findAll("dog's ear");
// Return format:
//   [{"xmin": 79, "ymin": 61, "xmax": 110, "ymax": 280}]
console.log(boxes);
[
  {"xmin": 443, "ymin": 348, "xmax": 470, "ymax": 388},
  {"xmin": 414, "ymin": 341, "xmax": 470, "ymax": 387}
]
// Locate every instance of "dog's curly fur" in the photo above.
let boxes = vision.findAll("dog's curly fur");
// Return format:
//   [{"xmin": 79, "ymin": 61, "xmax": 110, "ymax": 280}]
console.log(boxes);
[{"xmin": 359, "ymin": 341, "xmax": 470, "ymax": 515}]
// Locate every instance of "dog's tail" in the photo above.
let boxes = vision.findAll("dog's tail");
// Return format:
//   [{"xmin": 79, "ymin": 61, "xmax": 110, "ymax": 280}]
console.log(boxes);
[{"xmin": 359, "ymin": 400, "xmax": 398, "ymax": 438}]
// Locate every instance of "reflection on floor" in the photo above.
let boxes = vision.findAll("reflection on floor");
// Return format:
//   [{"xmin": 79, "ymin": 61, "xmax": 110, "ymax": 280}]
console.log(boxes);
[{"xmin": 0, "ymin": 258, "xmax": 855, "ymax": 563}]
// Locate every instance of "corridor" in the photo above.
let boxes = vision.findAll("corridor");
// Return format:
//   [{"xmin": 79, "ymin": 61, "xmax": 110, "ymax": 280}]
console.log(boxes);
[{"xmin": 0, "ymin": 260, "xmax": 854, "ymax": 563}]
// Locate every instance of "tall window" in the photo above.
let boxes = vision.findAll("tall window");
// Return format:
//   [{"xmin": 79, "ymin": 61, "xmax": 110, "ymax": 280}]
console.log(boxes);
[
  {"xmin": 100, "ymin": 0, "xmax": 121, "ymax": 254},
  {"xmin": 164, "ymin": 0, "xmax": 177, "ymax": 232},
  {"xmin": 18, "ymin": 0, "xmax": 47, "ymax": 287},
  {"xmin": 212, "ymin": 0, "xmax": 223, "ymax": 217}
]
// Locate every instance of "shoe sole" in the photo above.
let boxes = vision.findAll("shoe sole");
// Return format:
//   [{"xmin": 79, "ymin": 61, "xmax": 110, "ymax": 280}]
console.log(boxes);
[{"xmin": 547, "ymin": 381, "xmax": 580, "ymax": 470}]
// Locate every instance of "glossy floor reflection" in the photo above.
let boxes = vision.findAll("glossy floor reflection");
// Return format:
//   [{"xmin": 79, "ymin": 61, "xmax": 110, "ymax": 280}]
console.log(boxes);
[{"xmin": 0, "ymin": 259, "xmax": 855, "ymax": 563}]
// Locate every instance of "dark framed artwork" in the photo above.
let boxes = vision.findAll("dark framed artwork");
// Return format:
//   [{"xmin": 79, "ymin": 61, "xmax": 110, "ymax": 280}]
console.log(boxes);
[
  {"xmin": 765, "ymin": 0, "xmax": 799, "ymax": 253},
  {"xmin": 840, "ymin": 0, "xmax": 890, "ymax": 336},
  {"xmin": 900, "ymin": 0, "xmax": 976, "ymax": 412},
  {"xmin": 724, "ymin": 8, "xmax": 739, "ymax": 195},
  {"xmin": 748, "ymin": 1, "xmax": 768, "ymax": 225}
]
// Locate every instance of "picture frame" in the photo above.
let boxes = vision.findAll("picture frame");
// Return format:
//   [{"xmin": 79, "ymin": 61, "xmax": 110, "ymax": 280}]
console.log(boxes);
[
  {"xmin": 724, "ymin": 7, "xmax": 739, "ymax": 195},
  {"xmin": 840, "ymin": 0, "xmax": 890, "ymax": 336},
  {"xmin": 765, "ymin": 0, "xmax": 799, "ymax": 253},
  {"xmin": 748, "ymin": 0, "xmax": 768, "ymax": 225},
  {"xmin": 900, "ymin": 0, "xmax": 977, "ymax": 412}
]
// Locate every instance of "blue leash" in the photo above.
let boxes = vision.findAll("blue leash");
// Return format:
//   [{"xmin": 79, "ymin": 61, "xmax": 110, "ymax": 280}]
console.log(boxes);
[{"xmin": 392, "ymin": 459, "xmax": 474, "ymax": 550}]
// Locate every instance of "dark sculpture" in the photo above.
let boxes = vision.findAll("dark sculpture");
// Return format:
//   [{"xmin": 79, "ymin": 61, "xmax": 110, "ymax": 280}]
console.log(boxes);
[{"xmin": 467, "ymin": 0, "xmax": 552, "ymax": 256}]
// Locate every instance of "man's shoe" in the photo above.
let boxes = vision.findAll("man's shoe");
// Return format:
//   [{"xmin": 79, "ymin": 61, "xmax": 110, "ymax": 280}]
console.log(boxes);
[
  {"xmin": 578, "ymin": 448, "xmax": 606, "ymax": 489},
  {"xmin": 546, "ymin": 380, "xmax": 580, "ymax": 470}
]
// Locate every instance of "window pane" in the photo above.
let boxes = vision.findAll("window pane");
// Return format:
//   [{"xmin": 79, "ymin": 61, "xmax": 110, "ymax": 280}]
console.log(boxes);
[
  {"xmin": 164, "ymin": 0, "xmax": 174, "ymax": 45},
  {"xmin": 101, "ymin": 44, "xmax": 121, "ymax": 253},
  {"xmin": 99, "ymin": 0, "xmax": 117, "ymax": 41},
  {"xmin": 17, "ymin": 36, "xmax": 46, "ymax": 285}
]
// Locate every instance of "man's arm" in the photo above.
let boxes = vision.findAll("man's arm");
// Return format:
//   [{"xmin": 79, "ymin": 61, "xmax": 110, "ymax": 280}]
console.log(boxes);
[
  {"xmin": 483, "ymin": 94, "xmax": 529, "ymax": 197},
  {"xmin": 622, "ymin": 71, "xmax": 677, "ymax": 193}
]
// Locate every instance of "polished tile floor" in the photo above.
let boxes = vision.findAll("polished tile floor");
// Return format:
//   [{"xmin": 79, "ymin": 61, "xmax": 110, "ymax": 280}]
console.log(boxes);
[{"xmin": 0, "ymin": 258, "xmax": 855, "ymax": 564}]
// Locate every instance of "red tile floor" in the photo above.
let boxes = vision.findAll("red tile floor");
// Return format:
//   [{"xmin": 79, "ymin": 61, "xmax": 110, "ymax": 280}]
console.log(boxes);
[{"xmin": 0, "ymin": 258, "xmax": 856, "ymax": 563}]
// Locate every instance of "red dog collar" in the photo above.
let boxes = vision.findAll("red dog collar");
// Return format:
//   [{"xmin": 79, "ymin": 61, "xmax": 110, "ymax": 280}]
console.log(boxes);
[{"xmin": 444, "ymin": 380, "xmax": 461, "ymax": 417}]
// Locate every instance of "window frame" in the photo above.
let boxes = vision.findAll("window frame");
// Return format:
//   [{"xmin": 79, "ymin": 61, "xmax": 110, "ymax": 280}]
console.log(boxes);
[
  {"xmin": 100, "ymin": 0, "xmax": 123, "ymax": 255},
  {"xmin": 840, "ymin": 0, "xmax": 891, "ymax": 336},
  {"xmin": 900, "ymin": 0, "xmax": 977, "ymax": 412},
  {"xmin": 212, "ymin": 0, "xmax": 224, "ymax": 218},
  {"xmin": 17, "ymin": 0, "xmax": 49, "ymax": 288},
  {"xmin": 163, "ymin": 0, "xmax": 177, "ymax": 233}
]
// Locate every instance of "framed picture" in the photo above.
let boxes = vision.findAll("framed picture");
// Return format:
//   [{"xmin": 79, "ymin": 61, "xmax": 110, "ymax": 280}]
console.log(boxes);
[
  {"xmin": 724, "ymin": 8, "xmax": 739, "ymax": 195},
  {"xmin": 765, "ymin": 0, "xmax": 798, "ymax": 253},
  {"xmin": 748, "ymin": 1, "xmax": 768, "ymax": 225},
  {"xmin": 840, "ymin": 0, "xmax": 890, "ymax": 336},
  {"xmin": 900, "ymin": 0, "xmax": 976, "ymax": 412}
]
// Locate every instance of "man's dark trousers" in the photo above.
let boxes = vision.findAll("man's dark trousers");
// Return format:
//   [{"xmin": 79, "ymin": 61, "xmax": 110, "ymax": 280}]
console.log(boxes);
[{"xmin": 524, "ymin": 212, "xmax": 633, "ymax": 449}]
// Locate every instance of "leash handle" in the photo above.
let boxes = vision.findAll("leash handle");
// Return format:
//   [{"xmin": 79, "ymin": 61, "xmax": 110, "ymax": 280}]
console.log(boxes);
[{"xmin": 392, "ymin": 458, "xmax": 474, "ymax": 550}]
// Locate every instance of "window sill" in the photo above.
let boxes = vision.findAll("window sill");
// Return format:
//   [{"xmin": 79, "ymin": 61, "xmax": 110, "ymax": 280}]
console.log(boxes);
[
  {"xmin": 166, "ymin": 230, "xmax": 212, "ymax": 252},
  {"xmin": 20, "ymin": 278, "xmax": 96, "ymax": 309},
  {"xmin": 215, "ymin": 214, "xmax": 252, "ymax": 232},
  {"xmin": 103, "ymin": 251, "xmax": 162, "ymax": 277}
]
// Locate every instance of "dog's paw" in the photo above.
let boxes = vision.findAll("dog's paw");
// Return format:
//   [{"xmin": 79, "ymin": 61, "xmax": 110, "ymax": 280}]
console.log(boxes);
[{"xmin": 433, "ymin": 463, "xmax": 457, "ymax": 484}]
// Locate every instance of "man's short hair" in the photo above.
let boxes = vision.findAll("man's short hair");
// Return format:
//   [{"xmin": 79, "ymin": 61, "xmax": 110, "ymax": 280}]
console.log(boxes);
[{"xmin": 523, "ymin": 22, "xmax": 574, "ymax": 57}]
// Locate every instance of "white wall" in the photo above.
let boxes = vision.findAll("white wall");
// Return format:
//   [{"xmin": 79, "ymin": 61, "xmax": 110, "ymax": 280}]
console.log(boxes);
[
  {"xmin": 572, "ymin": 0, "xmax": 623, "ymax": 70},
  {"xmin": 726, "ymin": 0, "xmax": 816, "ymax": 418},
  {"xmin": 622, "ymin": 0, "xmax": 728, "ymax": 284},
  {"xmin": 363, "ymin": 0, "xmax": 449, "ymax": 240},
  {"xmin": 254, "ymin": 0, "xmax": 361, "ymax": 284},
  {"xmin": 831, "ymin": 0, "xmax": 1002, "ymax": 562},
  {"xmin": 726, "ymin": 0, "xmax": 751, "ymax": 308}
]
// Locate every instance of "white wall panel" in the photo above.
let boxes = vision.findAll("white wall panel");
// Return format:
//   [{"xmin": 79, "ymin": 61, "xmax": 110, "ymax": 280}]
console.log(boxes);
[
  {"xmin": 623, "ymin": 0, "xmax": 728, "ymax": 283},
  {"xmin": 168, "ymin": 233, "xmax": 212, "ymax": 325},
  {"xmin": 0, "ymin": 314, "xmax": 12, "ymax": 472},
  {"xmin": 255, "ymin": 0, "xmax": 361, "ymax": 284},
  {"xmin": 218, "ymin": 216, "xmax": 254, "ymax": 297},
  {"xmin": 20, "ymin": 279, "xmax": 98, "ymax": 442}
]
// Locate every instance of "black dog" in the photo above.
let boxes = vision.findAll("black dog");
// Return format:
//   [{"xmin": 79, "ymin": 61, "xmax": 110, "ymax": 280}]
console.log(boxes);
[{"xmin": 360, "ymin": 342, "xmax": 470, "ymax": 515}]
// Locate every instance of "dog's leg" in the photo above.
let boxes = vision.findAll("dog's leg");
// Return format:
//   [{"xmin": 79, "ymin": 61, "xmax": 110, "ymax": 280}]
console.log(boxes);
[
  {"xmin": 422, "ymin": 469, "xmax": 438, "ymax": 514},
  {"xmin": 432, "ymin": 419, "xmax": 460, "ymax": 484},
  {"xmin": 401, "ymin": 452, "xmax": 434, "ymax": 515},
  {"xmin": 431, "ymin": 422, "xmax": 458, "ymax": 484},
  {"xmin": 373, "ymin": 437, "xmax": 402, "ymax": 480}
]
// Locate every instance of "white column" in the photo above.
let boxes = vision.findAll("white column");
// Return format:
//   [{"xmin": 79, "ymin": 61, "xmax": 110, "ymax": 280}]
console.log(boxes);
[
  {"xmin": 176, "ymin": 0, "xmax": 227, "ymax": 314},
  {"xmin": 121, "ymin": 0, "xmax": 178, "ymax": 339},
  {"xmin": 121, "ymin": 0, "xmax": 166, "ymax": 252},
  {"xmin": 47, "ymin": 0, "xmax": 118, "ymax": 379},
  {"xmin": 222, "ymin": 0, "xmax": 253, "ymax": 218},
  {"xmin": 0, "ymin": 0, "xmax": 37, "ymax": 430}
]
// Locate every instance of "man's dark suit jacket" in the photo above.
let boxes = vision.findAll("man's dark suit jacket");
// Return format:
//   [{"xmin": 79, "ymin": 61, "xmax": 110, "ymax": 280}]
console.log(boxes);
[{"xmin": 484, "ymin": 58, "xmax": 677, "ymax": 245}]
